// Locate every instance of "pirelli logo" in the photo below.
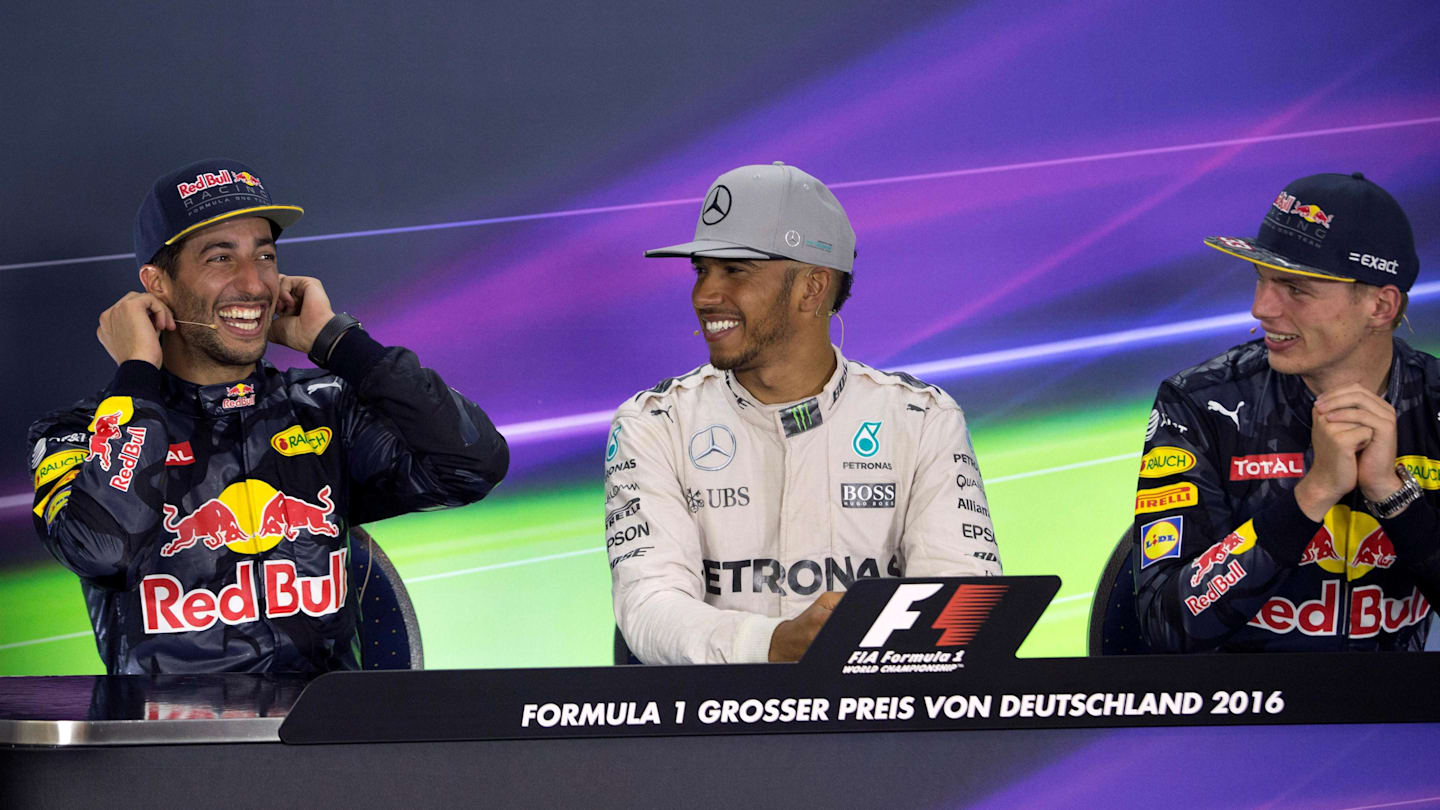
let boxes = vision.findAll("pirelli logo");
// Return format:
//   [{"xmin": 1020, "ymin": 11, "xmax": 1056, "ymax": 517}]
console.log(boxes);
[{"xmin": 1135, "ymin": 482, "xmax": 1198, "ymax": 515}]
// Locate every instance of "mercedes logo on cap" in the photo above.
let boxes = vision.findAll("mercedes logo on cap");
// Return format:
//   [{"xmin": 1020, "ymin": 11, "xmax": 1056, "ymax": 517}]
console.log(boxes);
[
  {"xmin": 688, "ymin": 424, "xmax": 737, "ymax": 470},
  {"xmin": 701, "ymin": 185, "xmax": 732, "ymax": 226}
]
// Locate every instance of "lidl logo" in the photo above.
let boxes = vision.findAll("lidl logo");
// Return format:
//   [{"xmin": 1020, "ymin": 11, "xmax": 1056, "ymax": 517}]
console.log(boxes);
[{"xmin": 1139, "ymin": 516, "xmax": 1183, "ymax": 568}]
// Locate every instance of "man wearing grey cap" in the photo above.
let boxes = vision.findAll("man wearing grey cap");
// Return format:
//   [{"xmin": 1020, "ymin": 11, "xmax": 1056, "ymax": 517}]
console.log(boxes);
[
  {"xmin": 605, "ymin": 162, "xmax": 1001, "ymax": 665},
  {"xmin": 1133, "ymin": 172, "xmax": 1440, "ymax": 653}
]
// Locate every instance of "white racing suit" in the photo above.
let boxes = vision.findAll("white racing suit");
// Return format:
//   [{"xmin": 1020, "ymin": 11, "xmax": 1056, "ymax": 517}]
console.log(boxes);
[{"xmin": 606, "ymin": 348, "xmax": 1001, "ymax": 664}]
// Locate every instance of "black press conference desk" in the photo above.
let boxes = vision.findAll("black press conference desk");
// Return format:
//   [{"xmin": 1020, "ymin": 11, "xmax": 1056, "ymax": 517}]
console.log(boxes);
[{"xmin": 6, "ymin": 578, "xmax": 1440, "ymax": 808}]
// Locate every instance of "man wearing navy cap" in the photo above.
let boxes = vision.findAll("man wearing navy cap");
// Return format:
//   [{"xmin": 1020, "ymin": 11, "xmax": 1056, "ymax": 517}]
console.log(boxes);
[
  {"xmin": 1133, "ymin": 172, "xmax": 1440, "ymax": 652},
  {"xmin": 27, "ymin": 159, "xmax": 509, "ymax": 674},
  {"xmin": 606, "ymin": 163, "xmax": 1001, "ymax": 665}
]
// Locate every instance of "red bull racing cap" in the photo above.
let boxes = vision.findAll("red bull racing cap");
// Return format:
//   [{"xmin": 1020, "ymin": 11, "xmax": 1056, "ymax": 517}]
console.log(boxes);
[
  {"xmin": 1204, "ymin": 172, "xmax": 1419, "ymax": 291},
  {"xmin": 133, "ymin": 158, "xmax": 304, "ymax": 268},
  {"xmin": 645, "ymin": 162, "xmax": 856, "ymax": 273}
]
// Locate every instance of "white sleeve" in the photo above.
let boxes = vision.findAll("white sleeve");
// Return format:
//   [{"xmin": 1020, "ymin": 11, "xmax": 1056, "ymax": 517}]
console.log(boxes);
[
  {"xmin": 606, "ymin": 409, "xmax": 783, "ymax": 664},
  {"xmin": 900, "ymin": 402, "xmax": 1003, "ymax": 576}
]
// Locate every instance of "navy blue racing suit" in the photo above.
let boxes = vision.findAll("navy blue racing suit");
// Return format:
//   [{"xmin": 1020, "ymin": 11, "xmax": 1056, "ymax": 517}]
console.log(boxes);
[
  {"xmin": 28, "ymin": 328, "xmax": 508, "ymax": 674},
  {"xmin": 1133, "ymin": 338, "xmax": 1440, "ymax": 652}
]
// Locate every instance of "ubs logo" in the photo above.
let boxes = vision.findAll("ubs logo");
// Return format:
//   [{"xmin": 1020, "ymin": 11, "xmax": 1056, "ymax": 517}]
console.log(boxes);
[
  {"xmin": 689, "ymin": 424, "xmax": 737, "ymax": 471},
  {"xmin": 701, "ymin": 185, "xmax": 732, "ymax": 226}
]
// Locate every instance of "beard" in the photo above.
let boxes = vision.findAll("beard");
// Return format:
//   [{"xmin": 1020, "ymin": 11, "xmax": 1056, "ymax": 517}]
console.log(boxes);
[
  {"xmin": 167, "ymin": 284, "xmax": 269, "ymax": 369},
  {"xmin": 708, "ymin": 268, "xmax": 799, "ymax": 372}
]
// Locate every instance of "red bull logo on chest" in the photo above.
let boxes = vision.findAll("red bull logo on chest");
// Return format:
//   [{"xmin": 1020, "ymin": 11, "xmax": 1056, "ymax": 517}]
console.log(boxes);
[
  {"xmin": 141, "ymin": 549, "xmax": 347, "ymax": 634},
  {"xmin": 160, "ymin": 480, "xmax": 338, "ymax": 557}
]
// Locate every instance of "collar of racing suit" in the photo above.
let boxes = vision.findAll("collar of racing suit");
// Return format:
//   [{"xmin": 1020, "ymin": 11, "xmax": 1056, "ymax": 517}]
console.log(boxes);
[
  {"xmin": 721, "ymin": 345, "xmax": 850, "ymax": 438},
  {"xmin": 159, "ymin": 360, "xmax": 276, "ymax": 417}
]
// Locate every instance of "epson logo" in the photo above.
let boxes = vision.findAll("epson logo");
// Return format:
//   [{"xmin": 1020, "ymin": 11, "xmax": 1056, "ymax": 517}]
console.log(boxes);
[
  {"xmin": 841, "ymin": 482, "xmax": 896, "ymax": 508},
  {"xmin": 1348, "ymin": 252, "xmax": 1399, "ymax": 274}
]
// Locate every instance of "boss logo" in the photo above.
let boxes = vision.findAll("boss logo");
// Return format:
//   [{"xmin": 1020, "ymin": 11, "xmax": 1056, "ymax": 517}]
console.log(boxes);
[{"xmin": 841, "ymin": 482, "xmax": 896, "ymax": 508}]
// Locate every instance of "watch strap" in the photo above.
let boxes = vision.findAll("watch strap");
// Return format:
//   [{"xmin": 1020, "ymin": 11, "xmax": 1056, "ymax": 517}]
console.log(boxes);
[{"xmin": 307, "ymin": 313, "xmax": 362, "ymax": 368}]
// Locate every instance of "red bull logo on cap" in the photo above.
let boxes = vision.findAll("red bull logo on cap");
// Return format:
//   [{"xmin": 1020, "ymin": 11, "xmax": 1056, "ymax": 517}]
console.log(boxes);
[
  {"xmin": 176, "ymin": 169, "xmax": 264, "ymax": 199},
  {"xmin": 1272, "ymin": 192, "xmax": 1336, "ymax": 229},
  {"xmin": 159, "ymin": 480, "xmax": 338, "ymax": 557}
]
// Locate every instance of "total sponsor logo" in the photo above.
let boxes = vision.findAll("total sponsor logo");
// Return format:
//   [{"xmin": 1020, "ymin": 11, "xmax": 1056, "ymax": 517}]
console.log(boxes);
[
  {"xmin": 166, "ymin": 442, "xmax": 196, "ymax": 466},
  {"xmin": 1230, "ymin": 453, "xmax": 1304, "ymax": 481},
  {"xmin": 703, "ymin": 555, "xmax": 901, "ymax": 597},
  {"xmin": 159, "ymin": 480, "xmax": 338, "ymax": 558},
  {"xmin": 1297, "ymin": 505, "xmax": 1395, "ymax": 580},
  {"xmin": 1272, "ymin": 191, "xmax": 1336, "ymax": 229},
  {"xmin": 1135, "ymin": 482, "xmax": 1198, "ymax": 515},
  {"xmin": 223, "ymin": 383, "xmax": 255, "ymax": 410},
  {"xmin": 1138, "ymin": 516, "xmax": 1182, "ymax": 569},
  {"xmin": 1138, "ymin": 446, "xmax": 1195, "ymax": 478},
  {"xmin": 142, "ymin": 550, "xmax": 346, "ymax": 635},
  {"xmin": 841, "ymin": 482, "xmax": 895, "ymax": 508},
  {"xmin": 1247, "ymin": 580, "xmax": 1430, "ymax": 638},
  {"xmin": 271, "ymin": 425, "xmax": 332, "ymax": 457},
  {"xmin": 175, "ymin": 168, "xmax": 264, "ymax": 200},
  {"xmin": 1396, "ymin": 455, "xmax": 1440, "ymax": 490}
]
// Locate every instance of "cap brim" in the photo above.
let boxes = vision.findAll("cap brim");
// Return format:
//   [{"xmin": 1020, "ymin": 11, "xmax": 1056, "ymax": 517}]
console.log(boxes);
[
  {"xmin": 644, "ymin": 239, "xmax": 777, "ymax": 260},
  {"xmin": 165, "ymin": 205, "xmax": 306, "ymax": 246},
  {"xmin": 1202, "ymin": 236, "xmax": 1355, "ymax": 283}
]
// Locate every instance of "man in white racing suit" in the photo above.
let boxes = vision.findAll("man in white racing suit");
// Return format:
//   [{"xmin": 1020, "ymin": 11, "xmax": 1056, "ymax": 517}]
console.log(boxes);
[{"xmin": 607, "ymin": 162, "xmax": 1001, "ymax": 665}]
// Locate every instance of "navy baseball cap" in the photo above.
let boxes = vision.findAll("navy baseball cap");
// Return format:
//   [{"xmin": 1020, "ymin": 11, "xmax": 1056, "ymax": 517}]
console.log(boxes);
[
  {"xmin": 1204, "ymin": 172, "xmax": 1419, "ymax": 291},
  {"xmin": 133, "ymin": 158, "xmax": 304, "ymax": 269}
]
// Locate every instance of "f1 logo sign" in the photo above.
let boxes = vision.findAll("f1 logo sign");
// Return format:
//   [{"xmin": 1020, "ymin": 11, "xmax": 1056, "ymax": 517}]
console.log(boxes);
[
  {"xmin": 858, "ymin": 582, "xmax": 1009, "ymax": 648},
  {"xmin": 859, "ymin": 584, "xmax": 943, "ymax": 647}
]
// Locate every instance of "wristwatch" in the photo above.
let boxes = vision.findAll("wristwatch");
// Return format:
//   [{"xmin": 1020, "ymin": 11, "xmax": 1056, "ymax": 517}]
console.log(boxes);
[{"xmin": 1365, "ymin": 462, "xmax": 1422, "ymax": 519}]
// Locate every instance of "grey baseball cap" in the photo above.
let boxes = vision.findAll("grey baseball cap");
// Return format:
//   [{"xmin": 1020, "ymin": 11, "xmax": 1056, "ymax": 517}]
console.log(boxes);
[{"xmin": 645, "ymin": 162, "xmax": 856, "ymax": 273}]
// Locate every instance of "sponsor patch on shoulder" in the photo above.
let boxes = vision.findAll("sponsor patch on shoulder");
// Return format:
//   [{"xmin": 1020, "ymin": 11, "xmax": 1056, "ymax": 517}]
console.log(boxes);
[
  {"xmin": 1135, "ymin": 482, "xmax": 1198, "ymax": 514},
  {"xmin": 1139, "ymin": 516, "xmax": 1183, "ymax": 568},
  {"xmin": 1139, "ymin": 446, "xmax": 1196, "ymax": 478}
]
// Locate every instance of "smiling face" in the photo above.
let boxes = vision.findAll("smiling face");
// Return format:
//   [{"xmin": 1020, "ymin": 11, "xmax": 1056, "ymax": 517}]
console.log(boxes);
[
  {"xmin": 1249, "ymin": 264, "xmax": 1387, "ymax": 388},
  {"xmin": 152, "ymin": 216, "xmax": 279, "ymax": 377},
  {"xmin": 691, "ymin": 257, "xmax": 802, "ymax": 372}
]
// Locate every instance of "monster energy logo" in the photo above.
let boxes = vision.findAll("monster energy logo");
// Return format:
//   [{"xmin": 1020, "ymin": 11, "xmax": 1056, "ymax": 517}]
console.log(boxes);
[{"xmin": 780, "ymin": 399, "xmax": 822, "ymax": 438}]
